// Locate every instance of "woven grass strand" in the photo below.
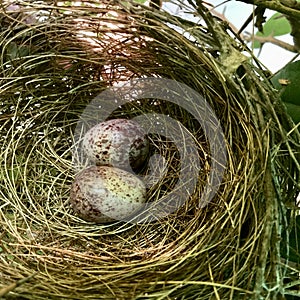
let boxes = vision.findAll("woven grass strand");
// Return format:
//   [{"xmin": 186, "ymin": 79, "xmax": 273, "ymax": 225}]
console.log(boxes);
[{"xmin": 0, "ymin": 1, "xmax": 299, "ymax": 299}]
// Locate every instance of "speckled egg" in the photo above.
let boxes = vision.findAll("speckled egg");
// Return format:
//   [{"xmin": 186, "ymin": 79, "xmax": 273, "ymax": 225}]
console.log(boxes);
[
  {"xmin": 70, "ymin": 165, "xmax": 147, "ymax": 223},
  {"xmin": 82, "ymin": 119, "xmax": 149, "ymax": 171}
]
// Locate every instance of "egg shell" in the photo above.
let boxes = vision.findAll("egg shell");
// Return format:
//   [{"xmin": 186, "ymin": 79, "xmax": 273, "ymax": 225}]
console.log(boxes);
[
  {"xmin": 70, "ymin": 165, "xmax": 147, "ymax": 223},
  {"xmin": 82, "ymin": 119, "xmax": 149, "ymax": 171}
]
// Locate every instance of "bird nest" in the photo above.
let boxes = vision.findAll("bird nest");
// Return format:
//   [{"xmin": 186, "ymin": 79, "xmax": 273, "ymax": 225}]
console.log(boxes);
[{"xmin": 0, "ymin": 1, "xmax": 299, "ymax": 299}]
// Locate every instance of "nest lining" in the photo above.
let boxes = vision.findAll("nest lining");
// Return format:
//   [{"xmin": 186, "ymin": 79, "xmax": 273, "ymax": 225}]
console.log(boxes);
[{"xmin": 0, "ymin": 1, "xmax": 299, "ymax": 299}]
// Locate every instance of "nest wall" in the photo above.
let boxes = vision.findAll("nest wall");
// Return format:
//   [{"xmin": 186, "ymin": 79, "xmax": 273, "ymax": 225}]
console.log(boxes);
[{"xmin": 0, "ymin": 1, "xmax": 299, "ymax": 299}]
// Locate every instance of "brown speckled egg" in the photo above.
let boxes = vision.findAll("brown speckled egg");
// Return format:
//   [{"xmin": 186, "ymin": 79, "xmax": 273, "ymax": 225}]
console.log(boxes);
[
  {"xmin": 70, "ymin": 165, "xmax": 147, "ymax": 223},
  {"xmin": 82, "ymin": 119, "xmax": 149, "ymax": 171}
]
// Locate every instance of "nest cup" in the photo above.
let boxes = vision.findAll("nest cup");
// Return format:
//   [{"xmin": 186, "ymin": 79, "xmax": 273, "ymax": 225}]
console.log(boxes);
[{"xmin": 0, "ymin": 1, "xmax": 299, "ymax": 299}]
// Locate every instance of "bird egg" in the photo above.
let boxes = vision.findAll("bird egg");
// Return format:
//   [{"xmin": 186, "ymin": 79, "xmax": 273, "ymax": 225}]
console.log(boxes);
[{"xmin": 70, "ymin": 165, "xmax": 147, "ymax": 223}]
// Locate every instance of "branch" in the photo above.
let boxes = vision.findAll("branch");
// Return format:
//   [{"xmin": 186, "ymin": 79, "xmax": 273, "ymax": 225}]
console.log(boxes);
[
  {"xmin": 236, "ymin": 0, "xmax": 300, "ymax": 19},
  {"xmin": 244, "ymin": 33, "xmax": 298, "ymax": 52}
]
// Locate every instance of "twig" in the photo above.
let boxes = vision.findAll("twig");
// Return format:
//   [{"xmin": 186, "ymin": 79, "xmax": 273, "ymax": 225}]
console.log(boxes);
[
  {"xmin": 206, "ymin": 6, "xmax": 240, "ymax": 35},
  {"xmin": 207, "ymin": 5, "xmax": 299, "ymax": 53},
  {"xmin": 0, "ymin": 273, "xmax": 38, "ymax": 297}
]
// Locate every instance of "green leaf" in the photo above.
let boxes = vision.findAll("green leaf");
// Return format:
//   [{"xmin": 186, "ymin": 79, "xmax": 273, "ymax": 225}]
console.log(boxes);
[
  {"xmin": 271, "ymin": 60, "xmax": 300, "ymax": 123},
  {"xmin": 134, "ymin": 0, "xmax": 148, "ymax": 3},
  {"xmin": 271, "ymin": 60, "xmax": 300, "ymax": 106},
  {"xmin": 284, "ymin": 103, "xmax": 300, "ymax": 124},
  {"xmin": 262, "ymin": 13, "xmax": 291, "ymax": 36},
  {"xmin": 6, "ymin": 42, "xmax": 30, "ymax": 60},
  {"xmin": 253, "ymin": 13, "xmax": 291, "ymax": 48}
]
